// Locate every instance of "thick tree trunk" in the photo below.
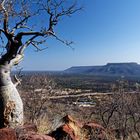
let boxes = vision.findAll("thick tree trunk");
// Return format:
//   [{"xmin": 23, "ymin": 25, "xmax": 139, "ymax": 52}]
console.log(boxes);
[{"xmin": 0, "ymin": 55, "xmax": 24, "ymax": 128}]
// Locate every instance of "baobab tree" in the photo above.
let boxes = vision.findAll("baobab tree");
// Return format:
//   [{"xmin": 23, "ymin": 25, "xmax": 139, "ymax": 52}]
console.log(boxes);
[{"xmin": 0, "ymin": 0, "xmax": 81, "ymax": 128}]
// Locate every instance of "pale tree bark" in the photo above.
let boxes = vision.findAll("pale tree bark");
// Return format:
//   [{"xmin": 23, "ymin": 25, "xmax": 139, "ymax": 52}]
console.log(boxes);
[
  {"xmin": 0, "ymin": 0, "xmax": 81, "ymax": 128},
  {"xmin": 0, "ymin": 54, "xmax": 24, "ymax": 128}
]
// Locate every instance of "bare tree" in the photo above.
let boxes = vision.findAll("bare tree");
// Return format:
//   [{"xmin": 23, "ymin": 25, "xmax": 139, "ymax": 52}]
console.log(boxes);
[
  {"xmin": 21, "ymin": 74, "xmax": 56, "ymax": 123},
  {"xmin": 0, "ymin": 0, "xmax": 81, "ymax": 128}
]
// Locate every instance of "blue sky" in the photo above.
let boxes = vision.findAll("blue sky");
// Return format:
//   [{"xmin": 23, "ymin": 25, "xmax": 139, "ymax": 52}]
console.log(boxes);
[{"xmin": 21, "ymin": 0, "xmax": 140, "ymax": 70}]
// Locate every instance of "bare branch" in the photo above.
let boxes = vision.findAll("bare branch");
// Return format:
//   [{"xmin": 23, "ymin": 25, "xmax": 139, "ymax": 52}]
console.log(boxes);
[
  {"xmin": 10, "ymin": 53, "xmax": 24, "ymax": 66},
  {"xmin": 11, "ymin": 15, "xmax": 31, "ymax": 33},
  {"xmin": 18, "ymin": 35, "xmax": 38, "ymax": 55},
  {"xmin": 18, "ymin": 31, "xmax": 43, "ymax": 36},
  {"xmin": 14, "ymin": 75, "xmax": 21, "ymax": 87},
  {"xmin": 30, "ymin": 42, "xmax": 43, "ymax": 52},
  {"xmin": 52, "ymin": 34, "xmax": 74, "ymax": 50},
  {"xmin": 14, "ymin": 25, "xmax": 33, "ymax": 31},
  {"xmin": 43, "ymin": 0, "xmax": 82, "ymax": 33},
  {"xmin": 0, "ymin": 29, "xmax": 5, "ymax": 34},
  {"xmin": 17, "ymin": 30, "xmax": 54, "ymax": 38},
  {"xmin": 0, "ymin": 0, "xmax": 9, "ymax": 35}
]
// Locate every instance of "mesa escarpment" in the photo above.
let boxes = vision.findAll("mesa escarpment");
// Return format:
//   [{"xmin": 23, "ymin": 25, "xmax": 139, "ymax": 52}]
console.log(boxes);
[{"xmin": 64, "ymin": 62, "xmax": 140, "ymax": 76}]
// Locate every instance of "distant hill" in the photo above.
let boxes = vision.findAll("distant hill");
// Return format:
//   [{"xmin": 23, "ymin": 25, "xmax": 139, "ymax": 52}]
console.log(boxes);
[{"xmin": 64, "ymin": 63, "xmax": 140, "ymax": 76}]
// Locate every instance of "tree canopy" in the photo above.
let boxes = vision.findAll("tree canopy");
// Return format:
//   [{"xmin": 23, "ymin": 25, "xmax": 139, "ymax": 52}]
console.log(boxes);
[{"xmin": 0, "ymin": 0, "xmax": 81, "ymax": 57}]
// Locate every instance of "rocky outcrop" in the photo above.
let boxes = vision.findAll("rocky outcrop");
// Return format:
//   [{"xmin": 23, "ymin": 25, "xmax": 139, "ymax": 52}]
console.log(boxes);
[
  {"xmin": 0, "ymin": 115, "xmax": 107, "ymax": 140},
  {"xmin": 0, "ymin": 128, "xmax": 17, "ymax": 140},
  {"xmin": 50, "ymin": 115, "xmax": 82, "ymax": 140},
  {"xmin": 49, "ymin": 115, "xmax": 107, "ymax": 140}
]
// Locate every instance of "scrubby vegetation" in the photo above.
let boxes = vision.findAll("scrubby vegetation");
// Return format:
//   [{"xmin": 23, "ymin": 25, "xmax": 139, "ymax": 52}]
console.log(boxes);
[{"xmin": 16, "ymin": 72, "xmax": 140, "ymax": 140}]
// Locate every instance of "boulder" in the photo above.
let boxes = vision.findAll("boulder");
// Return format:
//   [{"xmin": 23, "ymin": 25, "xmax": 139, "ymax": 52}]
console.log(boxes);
[
  {"xmin": 0, "ymin": 128, "xmax": 17, "ymax": 140},
  {"xmin": 50, "ymin": 115, "xmax": 82, "ymax": 140},
  {"xmin": 50, "ymin": 115, "xmax": 107, "ymax": 140}
]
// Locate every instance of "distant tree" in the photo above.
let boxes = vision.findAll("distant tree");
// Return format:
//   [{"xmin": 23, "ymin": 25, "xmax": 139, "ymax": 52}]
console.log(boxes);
[
  {"xmin": 0, "ymin": 0, "xmax": 81, "ymax": 128},
  {"xmin": 22, "ymin": 74, "xmax": 56, "ymax": 123}
]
